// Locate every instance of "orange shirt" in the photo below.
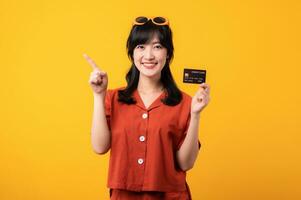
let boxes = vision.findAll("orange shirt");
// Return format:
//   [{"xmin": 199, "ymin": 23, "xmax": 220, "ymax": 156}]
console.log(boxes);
[{"xmin": 104, "ymin": 87, "xmax": 201, "ymax": 192}]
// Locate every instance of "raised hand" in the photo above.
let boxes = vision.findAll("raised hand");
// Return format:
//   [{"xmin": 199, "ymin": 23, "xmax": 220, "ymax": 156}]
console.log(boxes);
[
  {"xmin": 84, "ymin": 53, "xmax": 108, "ymax": 95},
  {"xmin": 191, "ymin": 83, "xmax": 211, "ymax": 114}
]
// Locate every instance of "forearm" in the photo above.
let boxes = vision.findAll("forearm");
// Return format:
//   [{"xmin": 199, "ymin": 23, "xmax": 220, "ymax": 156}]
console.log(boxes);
[
  {"xmin": 176, "ymin": 113, "xmax": 200, "ymax": 171},
  {"xmin": 91, "ymin": 92, "xmax": 111, "ymax": 154}
]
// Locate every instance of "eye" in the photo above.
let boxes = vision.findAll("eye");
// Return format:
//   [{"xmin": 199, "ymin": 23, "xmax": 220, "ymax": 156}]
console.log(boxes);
[
  {"xmin": 154, "ymin": 45, "xmax": 163, "ymax": 49},
  {"xmin": 136, "ymin": 45, "xmax": 144, "ymax": 49}
]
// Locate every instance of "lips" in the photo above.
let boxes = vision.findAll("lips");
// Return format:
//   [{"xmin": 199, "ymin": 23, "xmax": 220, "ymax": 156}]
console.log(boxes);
[{"xmin": 142, "ymin": 62, "xmax": 158, "ymax": 68}]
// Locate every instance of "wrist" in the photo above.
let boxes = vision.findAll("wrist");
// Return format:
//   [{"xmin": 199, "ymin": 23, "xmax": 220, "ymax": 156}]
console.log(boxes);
[
  {"xmin": 93, "ymin": 92, "xmax": 106, "ymax": 99},
  {"xmin": 190, "ymin": 112, "xmax": 201, "ymax": 119}
]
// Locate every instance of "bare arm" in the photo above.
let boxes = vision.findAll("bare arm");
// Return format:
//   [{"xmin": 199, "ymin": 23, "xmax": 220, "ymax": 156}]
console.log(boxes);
[
  {"xmin": 91, "ymin": 93, "xmax": 111, "ymax": 154},
  {"xmin": 84, "ymin": 53, "xmax": 111, "ymax": 154},
  {"xmin": 176, "ymin": 83, "xmax": 211, "ymax": 171},
  {"xmin": 176, "ymin": 113, "xmax": 200, "ymax": 171}
]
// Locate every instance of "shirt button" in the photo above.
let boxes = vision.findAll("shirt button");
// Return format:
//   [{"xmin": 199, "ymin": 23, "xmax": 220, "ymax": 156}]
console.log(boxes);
[
  {"xmin": 139, "ymin": 136, "xmax": 145, "ymax": 142},
  {"xmin": 138, "ymin": 158, "xmax": 144, "ymax": 164},
  {"xmin": 142, "ymin": 113, "xmax": 148, "ymax": 119}
]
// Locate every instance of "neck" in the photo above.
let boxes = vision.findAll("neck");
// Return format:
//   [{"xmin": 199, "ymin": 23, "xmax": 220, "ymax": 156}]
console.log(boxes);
[{"xmin": 137, "ymin": 74, "xmax": 163, "ymax": 93}]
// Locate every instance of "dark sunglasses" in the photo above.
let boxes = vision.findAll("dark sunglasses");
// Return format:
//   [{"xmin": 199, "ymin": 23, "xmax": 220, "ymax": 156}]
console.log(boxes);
[{"xmin": 133, "ymin": 16, "xmax": 169, "ymax": 26}]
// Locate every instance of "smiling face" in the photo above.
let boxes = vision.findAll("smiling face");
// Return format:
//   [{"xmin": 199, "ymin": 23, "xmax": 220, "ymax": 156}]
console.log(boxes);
[{"xmin": 133, "ymin": 35, "xmax": 168, "ymax": 79}]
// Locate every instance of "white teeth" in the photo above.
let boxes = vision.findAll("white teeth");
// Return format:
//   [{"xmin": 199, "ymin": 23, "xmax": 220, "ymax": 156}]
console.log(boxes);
[{"xmin": 143, "ymin": 63, "xmax": 157, "ymax": 68}]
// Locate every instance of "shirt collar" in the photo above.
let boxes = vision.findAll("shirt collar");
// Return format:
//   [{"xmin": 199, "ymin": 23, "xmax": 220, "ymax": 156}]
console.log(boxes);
[{"xmin": 133, "ymin": 88, "xmax": 167, "ymax": 111}]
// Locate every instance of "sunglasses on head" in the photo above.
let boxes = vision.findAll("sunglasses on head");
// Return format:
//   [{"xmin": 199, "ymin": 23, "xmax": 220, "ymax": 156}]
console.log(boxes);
[{"xmin": 133, "ymin": 16, "xmax": 169, "ymax": 26}]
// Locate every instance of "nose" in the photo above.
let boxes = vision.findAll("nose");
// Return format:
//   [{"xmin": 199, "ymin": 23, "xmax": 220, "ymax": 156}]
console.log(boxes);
[{"xmin": 143, "ymin": 47, "xmax": 155, "ymax": 60}]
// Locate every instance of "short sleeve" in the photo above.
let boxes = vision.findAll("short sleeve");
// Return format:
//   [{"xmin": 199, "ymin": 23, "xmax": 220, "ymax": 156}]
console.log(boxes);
[
  {"xmin": 104, "ymin": 89, "xmax": 112, "ymax": 131},
  {"xmin": 176, "ymin": 113, "xmax": 201, "ymax": 151}
]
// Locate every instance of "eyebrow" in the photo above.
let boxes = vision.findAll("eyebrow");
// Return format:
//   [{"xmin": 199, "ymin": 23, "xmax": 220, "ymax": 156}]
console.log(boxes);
[{"xmin": 151, "ymin": 41, "xmax": 161, "ymax": 44}]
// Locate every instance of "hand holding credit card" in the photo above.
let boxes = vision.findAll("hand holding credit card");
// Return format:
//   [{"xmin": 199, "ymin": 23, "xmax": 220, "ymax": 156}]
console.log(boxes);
[{"xmin": 183, "ymin": 68, "xmax": 206, "ymax": 84}]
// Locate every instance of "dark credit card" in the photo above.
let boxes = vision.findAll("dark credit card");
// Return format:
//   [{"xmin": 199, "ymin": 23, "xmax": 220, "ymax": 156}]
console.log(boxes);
[{"xmin": 183, "ymin": 69, "xmax": 206, "ymax": 84}]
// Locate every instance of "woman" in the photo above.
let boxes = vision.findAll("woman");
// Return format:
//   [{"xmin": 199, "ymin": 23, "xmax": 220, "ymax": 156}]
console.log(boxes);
[{"xmin": 84, "ymin": 16, "xmax": 210, "ymax": 200}]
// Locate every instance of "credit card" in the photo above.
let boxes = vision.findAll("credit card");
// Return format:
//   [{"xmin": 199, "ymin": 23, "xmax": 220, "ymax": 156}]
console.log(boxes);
[{"xmin": 183, "ymin": 69, "xmax": 206, "ymax": 84}]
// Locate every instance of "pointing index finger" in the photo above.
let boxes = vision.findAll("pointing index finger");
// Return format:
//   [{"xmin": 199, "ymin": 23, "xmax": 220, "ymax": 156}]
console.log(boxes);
[{"xmin": 83, "ymin": 53, "xmax": 100, "ymax": 70}]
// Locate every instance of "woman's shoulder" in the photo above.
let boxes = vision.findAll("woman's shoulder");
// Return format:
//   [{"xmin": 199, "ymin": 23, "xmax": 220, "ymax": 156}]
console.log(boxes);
[
  {"xmin": 106, "ymin": 86, "xmax": 126, "ymax": 94},
  {"xmin": 106, "ymin": 86, "xmax": 129, "ymax": 101},
  {"xmin": 179, "ymin": 89, "xmax": 192, "ymax": 102}
]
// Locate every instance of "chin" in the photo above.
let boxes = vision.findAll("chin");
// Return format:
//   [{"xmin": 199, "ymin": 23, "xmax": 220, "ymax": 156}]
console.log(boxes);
[
  {"xmin": 141, "ymin": 73, "xmax": 159, "ymax": 78},
  {"xmin": 140, "ymin": 71, "xmax": 161, "ymax": 78},
  {"xmin": 136, "ymin": 65, "xmax": 161, "ymax": 76}
]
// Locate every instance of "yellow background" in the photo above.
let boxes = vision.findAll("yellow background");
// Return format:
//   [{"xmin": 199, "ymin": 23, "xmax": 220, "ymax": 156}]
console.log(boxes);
[{"xmin": 0, "ymin": 0, "xmax": 300, "ymax": 199}]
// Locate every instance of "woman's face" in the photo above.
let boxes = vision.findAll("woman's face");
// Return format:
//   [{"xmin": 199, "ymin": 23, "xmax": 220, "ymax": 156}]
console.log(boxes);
[{"xmin": 133, "ymin": 35, "xmax": 168, "ymax": 79}]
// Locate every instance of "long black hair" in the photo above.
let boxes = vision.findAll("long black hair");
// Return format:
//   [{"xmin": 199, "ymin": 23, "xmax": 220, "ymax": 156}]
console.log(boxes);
[{"xmin": 118, "ymin": 19, "xmax": 182, "ymax": 106}]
